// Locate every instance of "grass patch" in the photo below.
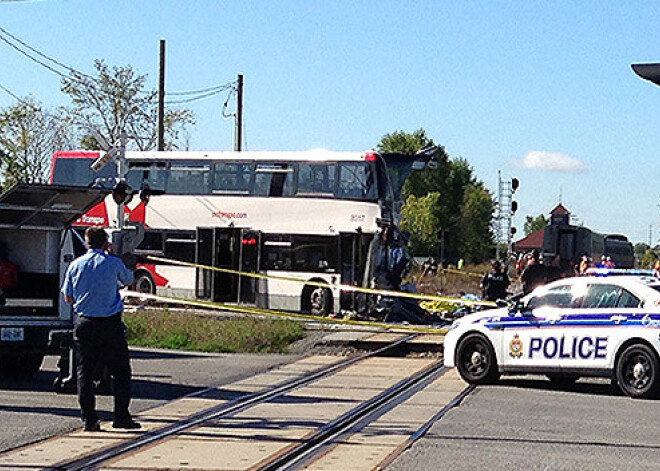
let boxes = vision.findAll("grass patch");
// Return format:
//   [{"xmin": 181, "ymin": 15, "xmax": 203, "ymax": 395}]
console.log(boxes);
[{"xmin": 124, "ymin": 309, "xmax": 305, "ymax": 353}]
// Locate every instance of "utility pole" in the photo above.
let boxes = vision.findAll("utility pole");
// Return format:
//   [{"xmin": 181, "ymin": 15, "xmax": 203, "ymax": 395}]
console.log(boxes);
[
  {"xmin": 157, "ymin": 39, "xmax": 166, "ymax": 151},
  {"xmin": 117, "ymin": 132, "xmax": 127, "ymax": 230},
  {"xmin": 235, "ymin": 74, "xmax": 243, "ymax": 151}
]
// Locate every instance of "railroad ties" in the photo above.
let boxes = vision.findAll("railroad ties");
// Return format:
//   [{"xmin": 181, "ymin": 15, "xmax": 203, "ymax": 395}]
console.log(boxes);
[{"xmin": 0, "ymin": 333, "xmax": 470, "ymax": 470}]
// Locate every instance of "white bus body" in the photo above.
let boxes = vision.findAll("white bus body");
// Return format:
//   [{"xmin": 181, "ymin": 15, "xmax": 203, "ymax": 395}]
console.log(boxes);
[{"xmin": 51, "ymin": 149, "xmax": 431, "ymax": 315}]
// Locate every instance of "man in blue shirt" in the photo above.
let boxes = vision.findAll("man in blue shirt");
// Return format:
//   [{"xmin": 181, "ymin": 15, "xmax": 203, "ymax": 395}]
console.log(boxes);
[{"xmin": 62, "ymin": 226, "xmax": 139, "ymax": 432}]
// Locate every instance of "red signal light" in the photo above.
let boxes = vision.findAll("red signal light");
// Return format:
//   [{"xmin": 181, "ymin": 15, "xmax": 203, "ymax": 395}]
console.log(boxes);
[
  {"xmin": 365, "ymin": 152, "xmax": 378, "ymax": 162},
  {"xmin": 242, "ymin": 238, "xmax": 257, "ymax": 245}
]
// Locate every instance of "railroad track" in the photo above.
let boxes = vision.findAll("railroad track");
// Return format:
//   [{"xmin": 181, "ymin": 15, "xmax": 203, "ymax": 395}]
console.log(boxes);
[{"xmin": 0, "ymin": 334, "xmax": 471, "ymax": 470}]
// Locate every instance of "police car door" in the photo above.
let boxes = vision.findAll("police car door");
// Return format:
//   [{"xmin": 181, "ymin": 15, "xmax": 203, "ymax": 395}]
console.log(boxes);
[
  {"xmin": 558, "ymin": 283, "xmax": 641, "ymax": 373},
  {"xmin": 499, "ymin": 283, "xmax": 582, "ymax": 374}
]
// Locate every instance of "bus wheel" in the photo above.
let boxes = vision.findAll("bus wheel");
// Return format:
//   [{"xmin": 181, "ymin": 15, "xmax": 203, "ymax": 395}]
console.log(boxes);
[
  {"xmin": 616, "ymin": 343, "xmax": 660, "ymax": 399},
  {"xmin": 134, "ymin": 271, "xmax": 156, "ymax": 294},
  {"xmin": 303, "ymin": 286, "xmax": 331, "ymax": 316}
]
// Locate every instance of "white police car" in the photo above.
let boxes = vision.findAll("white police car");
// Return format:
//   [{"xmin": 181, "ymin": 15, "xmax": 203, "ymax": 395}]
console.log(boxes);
[{"xmin": 444, "ymin": 275, "xmax": 660, "ymax": 398}]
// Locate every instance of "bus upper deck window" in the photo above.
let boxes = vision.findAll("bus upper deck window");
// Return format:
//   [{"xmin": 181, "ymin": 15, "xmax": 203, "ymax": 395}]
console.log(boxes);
[
  {"xmin": 213, "ymin": 162, "xmax": 251, "ymax": 194},
  {"xmin": 297, "ymin": 163, "xmax": 336, "ymax": 196},
  {"xmin": 168, "ymin": 162, "xmax": 212, "ymax": 195},
  {"xmin": 338, "ymin": 163, "xmax": 376, "ymax": 200},
  {"xmin": 253, "ymin": 164, "xmax": 294, "ymax": 197}
]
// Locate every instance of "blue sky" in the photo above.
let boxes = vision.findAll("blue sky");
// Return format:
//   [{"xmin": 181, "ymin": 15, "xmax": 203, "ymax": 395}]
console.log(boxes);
[{"xmin": 1, "ymin": 1, "xmax": 660, "ymax": 244}]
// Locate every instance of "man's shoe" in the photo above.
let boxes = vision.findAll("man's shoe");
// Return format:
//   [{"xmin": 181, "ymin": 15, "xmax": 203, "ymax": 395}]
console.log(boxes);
[
  {"xmin": 112, "ymin": 417, "xmax": 141, "ymax": 429},
  {"xmin": 83, "ymin": 420, "xmax": 101, "ymax": 432}
]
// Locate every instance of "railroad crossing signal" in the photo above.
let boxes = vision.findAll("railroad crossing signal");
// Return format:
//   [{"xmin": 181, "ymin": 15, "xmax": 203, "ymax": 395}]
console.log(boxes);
[{"xmin": 495, "ymin": 172, "xmax": 519, "ymax": 261}]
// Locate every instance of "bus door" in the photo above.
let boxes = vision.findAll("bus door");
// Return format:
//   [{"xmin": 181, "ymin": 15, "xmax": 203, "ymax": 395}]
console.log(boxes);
[
  {"xmin": 339, "ymin": 231, "xmax": 371, "ymax": 312},
  {"xmin": 238, "ymin": 230, "xmax": 261, "ymax": 304},
  {"xmin": 196, "ymin": 227, "xmax": 240, "ymax": 302},
  {"xmin": 196, "ymin": 227, "xmax": 260, "ymax": 304}
]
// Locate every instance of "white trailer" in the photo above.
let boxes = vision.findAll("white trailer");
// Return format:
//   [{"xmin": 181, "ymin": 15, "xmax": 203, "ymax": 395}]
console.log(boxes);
[{"xmin": 0, "ymin": 183, "xmax": 109, "ymax": 379}]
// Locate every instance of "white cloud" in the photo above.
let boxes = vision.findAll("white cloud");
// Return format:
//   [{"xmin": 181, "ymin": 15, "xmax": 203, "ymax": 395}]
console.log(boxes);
[{"xmin": 513, "ymin": 151, "xmax": 588, "ymax": 173}]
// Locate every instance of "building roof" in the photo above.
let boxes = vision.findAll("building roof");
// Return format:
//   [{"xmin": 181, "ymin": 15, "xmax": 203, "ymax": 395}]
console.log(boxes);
[
  {"xmin": 550, "ymin": 204, "xmax": 570, "ymax": 215},
  {"xmin": 514, "ymin": 228, "xmax": 544, "ymax": 252}
]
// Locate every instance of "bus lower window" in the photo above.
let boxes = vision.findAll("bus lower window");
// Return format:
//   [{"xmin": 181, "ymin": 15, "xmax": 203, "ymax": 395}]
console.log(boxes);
[{"xmin": 262, "ymin": 235, "xmax": 337, "ymax": 272}]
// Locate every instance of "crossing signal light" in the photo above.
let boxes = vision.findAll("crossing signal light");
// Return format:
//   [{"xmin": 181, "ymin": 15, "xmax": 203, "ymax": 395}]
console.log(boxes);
[
  {"xmin": 511, "ymin": 201, "xmax": 518, "ymax": 214},
  {"xmin": 112, "ymin": 181, "xmax": 133, "ymax": 205},
  {"xmin": 511, "ymin": 227, "xmax": 517, "ymax": 237},
  {"xmin": 511, "ymin": 178, "xmax": 519, "ymax": 192}
]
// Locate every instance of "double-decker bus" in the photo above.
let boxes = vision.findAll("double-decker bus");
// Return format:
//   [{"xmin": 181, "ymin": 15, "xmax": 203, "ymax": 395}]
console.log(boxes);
[{"xmin": 51, "ymin": 149, "xmax": 433, "ymax": 315}]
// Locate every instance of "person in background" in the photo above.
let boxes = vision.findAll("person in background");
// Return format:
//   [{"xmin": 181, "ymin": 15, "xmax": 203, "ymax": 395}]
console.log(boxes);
[
  {"xmin": 515, "ymin": 253, "xmax": 525, "ymax": 275},
  {"xmin": 481, "ymin": 260, "xmax": 510, "ymax": 301},
  {"xmin": 546, "ymin": 255, "xmax": 563, "ymax": 282},
  {"xmin": 61, "ymin": 227, "xmax": 139, "ymax": 432},
  {"xmin": 653, "ymin": 260, "xmax": 660, "ymax": 278},
  {"xmin": 520, "ymin": 249, "xmax": 547, "ymax": 295},
  {"xmin": 0, "ymin": 244, "xmax": 18, "ymax": 305},
  {"xmin": 578, "ymin": 255, "xmax": 590, "ymax": 275}
]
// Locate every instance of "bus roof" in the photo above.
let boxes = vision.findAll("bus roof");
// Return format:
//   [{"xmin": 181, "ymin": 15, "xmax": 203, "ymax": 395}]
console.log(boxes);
[{"xmin": 55, "ymin": 149, "xmax": 373, "ymax": 163}]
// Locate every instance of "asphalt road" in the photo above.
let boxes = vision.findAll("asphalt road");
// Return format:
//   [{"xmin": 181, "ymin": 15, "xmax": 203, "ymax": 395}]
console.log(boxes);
[
  {"xmin": 0, "ymin": 348, "xmax": 299, "ymax": 454},
  {"xmin": 389, "ymin": 376, "xmax": 660, "ymax": 470}
]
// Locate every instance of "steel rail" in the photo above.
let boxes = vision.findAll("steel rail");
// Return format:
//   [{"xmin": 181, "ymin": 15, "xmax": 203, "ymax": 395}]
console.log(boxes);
[
  {"xmin": 260, "ymin": 360, "xmax": 446, "ymax": 471},
  {"xmin": 376, "ymin": 384, "xmax": 475, "ymax": 469},
  {"xmin": 49, "ymin": 334, "xmax": 418, "ymax": 471}
]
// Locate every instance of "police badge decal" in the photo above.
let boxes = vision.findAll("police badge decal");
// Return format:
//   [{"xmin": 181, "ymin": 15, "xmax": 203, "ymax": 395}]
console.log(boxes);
[{"xmin": 509, "ymin": 334, "xmax": 523, "ymax": 358}]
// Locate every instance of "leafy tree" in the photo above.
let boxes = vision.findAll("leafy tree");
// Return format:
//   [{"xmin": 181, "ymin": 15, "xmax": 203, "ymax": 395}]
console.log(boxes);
[
  {"xmin": 61, "ymin": 60, "xmax": 195, "ymax": 151},
  {"xmin": 0, "ymin": 98, "xmax": 77, "ymax": 188},
  {"xmin": 634, "ymin": 242, "xmax": 649, "ymax": 258},
  {"xmin": 377, "ymin": 128, "xmax": 494, "ymax": 261},
  {"xmin": 641, "ymin": 249, "xmax": 658, "ymax": 268},
  {"xmin": 458, "ymin": 183, "xmax": 495, "ymax": 262},
  {"xmin": 523, "ymin": 214, "xmax": 549, "ymax": 236},
  {"xmin": 400, "ymin": 192, "xmax": 441, "ymax": 255}
]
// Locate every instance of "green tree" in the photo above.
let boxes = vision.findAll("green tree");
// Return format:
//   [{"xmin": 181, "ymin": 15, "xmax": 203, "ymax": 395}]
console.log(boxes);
[
  {"xmin": 377, "ymin": 129, "xmax": 494, "ymax": 261},
  {"xmin": 634, "ymin": 242, "xmax": 649, "ymax": 258},
  {"xmin": 61, "ymin": 60, "xmax": 195, "ymax": 151},
  {"xmin": 458, "ymin": 182, "xmax": 495, "ymax": 262},
  {"xmin": 523, "ymin": 214, "xmax": 549, "ymax": 236},
  {"xmin": 0, "ymin": 98, "xmax": 76, "ymax": 188},
  {"xmin": 641, "ymin": 249, "xmax": 658, "ymax": 268},
  {"xmin": 400, "ymin": 192, "xmax": 441, "ymax": 255}
]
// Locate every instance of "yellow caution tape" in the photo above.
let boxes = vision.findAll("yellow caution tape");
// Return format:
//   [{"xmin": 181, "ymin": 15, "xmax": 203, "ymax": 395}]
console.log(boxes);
[
  {"xmin": 145, "ymin": 255, "xmax": 496, "ymax": 308},
  {"xmin": 122, "ymin": 290, "xmax": 449, "ymax": 334}
]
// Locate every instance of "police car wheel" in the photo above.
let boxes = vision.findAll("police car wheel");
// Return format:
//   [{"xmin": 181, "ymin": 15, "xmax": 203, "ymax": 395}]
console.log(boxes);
[
  {"xmin": 456, "ymin": 333, "xmax": 499, "ymax": 384},
  {"xmin": 616, "ymin": 344, "xmax": 660, "ymax": 399}
]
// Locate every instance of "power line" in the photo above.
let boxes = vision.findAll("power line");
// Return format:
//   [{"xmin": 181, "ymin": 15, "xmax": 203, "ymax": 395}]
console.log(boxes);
[
  {"xmin": 0, "ymin": 25, "xmax": 97, "ymax": 83},
  {"xmin": 166, "ymin": 85, "xmax": 235, "ymax": 105},
  {"xmin": 0, "ymin": 25, "xmax": 237, "ymax": 108},
  {"xmin": 0, "ymin": 81, "xmax": 22, "ymax": 101},
  {"xmin": 167, "ymin": 82, "xmax": 235, "ymax": 96}
]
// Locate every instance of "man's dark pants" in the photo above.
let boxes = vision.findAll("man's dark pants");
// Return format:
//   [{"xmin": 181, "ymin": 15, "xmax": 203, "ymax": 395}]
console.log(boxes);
[{"xmin": 74, "ymin": 313, "xmax": 132, "ymax": 424}]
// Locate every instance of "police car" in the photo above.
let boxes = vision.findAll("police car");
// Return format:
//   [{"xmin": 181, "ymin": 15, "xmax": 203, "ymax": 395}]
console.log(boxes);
[{"xmin": 444, "ymin": 274, "xmax": 660, "ymax": 398}]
